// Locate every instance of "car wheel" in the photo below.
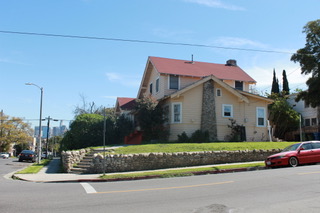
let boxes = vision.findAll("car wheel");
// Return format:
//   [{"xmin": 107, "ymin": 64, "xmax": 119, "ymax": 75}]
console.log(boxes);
[
  {"xmin": 18, "ymin": 158, "xmax": 22, "ymax": 162},
  {"xmin": 289, "ymin": 157, "xmax": 299, "ymax": 167}
]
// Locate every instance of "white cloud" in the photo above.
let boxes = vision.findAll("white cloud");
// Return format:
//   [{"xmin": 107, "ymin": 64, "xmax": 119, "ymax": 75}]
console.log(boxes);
[
  {"xmin": 105, "ymin": 72, "xmax": 141, "ymax": 87},
  {"xmin": 105, "ymin": 72, "xmax": 121, "ymax": 81},
  {"xmin": 103, "ymin": 96, "xmax": 118, "ymax": 100},
  {"xmin": 214, "ymin": 37, "xmax": 268, "ymax": 49},
  {"xmin": 0, "ymin": 57, "xmax": 29, "ymax": 65},
  {"xmin": 152, "ymin": 28, "xmax": 194, "ymax": 39},
  {"xmin": 183, "ymin": 0, "xmax": 245, "ymax": 11}
]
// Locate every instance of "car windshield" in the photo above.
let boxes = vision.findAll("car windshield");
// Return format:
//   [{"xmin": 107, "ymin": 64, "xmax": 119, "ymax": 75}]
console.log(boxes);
[
  {"xmin": 281, "ymin": 143, "xmax": 301, "ymax": 152},
  {"xmin": 21, "ymin": 150, "xmax": 34, "ymax": 154}
]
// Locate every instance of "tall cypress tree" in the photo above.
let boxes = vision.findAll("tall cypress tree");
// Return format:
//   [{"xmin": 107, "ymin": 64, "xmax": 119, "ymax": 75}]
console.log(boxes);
[
  {"xmin": 282, "ymin": 69, "xmax": 290, "ymax": 95},
  {"xmin": 271, "ymin": 69, "xmax": 280, "ymax": 94}
]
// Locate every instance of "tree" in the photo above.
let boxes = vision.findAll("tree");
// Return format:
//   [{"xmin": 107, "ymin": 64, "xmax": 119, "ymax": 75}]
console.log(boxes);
[
  {"xmin": 282, "ymin": 70, "xmax": 290, "ymax": 95},
  {"xmin": 73, "ymin": 94, "xmax": 105, "ymax": 116},
  {"xmin": 291, "ymin": 19, "xmax": 320, "ymax": 107},
  {"xmin": 271, "ymin": 69, "xmax": 280, "ymax": 94},
  {"xmin": 61, "ymin": 113, "xmax": 115, "ymax": 150},
  {"xmin": 0, "ymin": 112, "xmax": 33, "ymax": 152},
  {"xmin": 135, "ymin": 95, "xmax": 168, "ymax": 142},
  {"xmin": 48, "ymin": 136, "xmax": 63, "ymax": 155},
  {"xmin": 268, "ymin": 94, "xmax": 300, "ymax": 139},
  {"xmin": 114, "ymin": 115, "xmax": 134, "ymax": 143}
]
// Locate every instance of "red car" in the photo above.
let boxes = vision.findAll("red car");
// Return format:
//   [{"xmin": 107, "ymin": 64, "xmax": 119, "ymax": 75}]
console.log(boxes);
[{"xmin": 265, "ymin": 141, "xmax": 320, "ymax": 167}]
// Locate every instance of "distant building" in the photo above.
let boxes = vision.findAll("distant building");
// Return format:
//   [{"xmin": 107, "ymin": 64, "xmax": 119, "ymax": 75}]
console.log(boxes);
[
  {"xmin": 52, "ymin": 127, "xmax": 60, "ymax": 137},
  {"xmin": 60, "ymin": 125, "xmax": 68, "ymax": 135},
  {"xmin": 34, "ymin": 126, "xmax": 49, "ymax": 139},
  {"xmin": 286, "ymin": 93, "xmax": 320, "ymax": 140},
  {"xmin": 36, "ymin": 125, "xmax": 68, "ymax": 138}
]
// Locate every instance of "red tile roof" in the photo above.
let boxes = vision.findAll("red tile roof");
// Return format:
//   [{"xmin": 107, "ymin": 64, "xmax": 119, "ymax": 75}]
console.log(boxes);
[
  {"xmin": 149, "ymin": 56, "xmax": 256, "ymax": 83},
  {"xmin": 117, "ymin": 97, "xmax": 136, "ymax": 110}
]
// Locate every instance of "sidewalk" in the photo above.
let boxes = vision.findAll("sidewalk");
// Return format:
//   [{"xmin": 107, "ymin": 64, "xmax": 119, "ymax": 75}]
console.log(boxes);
[
  {"xmin": 13, "ymin": 158, "xmax": 102, "ymax": 183},
  {"xmin": 12, "ymin": 158, "xmax": 266, "ymax": 183}
]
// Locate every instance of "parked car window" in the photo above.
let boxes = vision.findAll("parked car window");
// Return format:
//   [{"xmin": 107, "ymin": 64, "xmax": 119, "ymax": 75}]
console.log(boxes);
[
  {"xmin": 282, "ymin": 143, "xmax": 301, "ymax": 152},
  {"xmin": 301, "ymin": 143, "xmax": 313, "ymax": 150},
  {"xmin": 311, "ymin": 142, "xmax": 320, "ymax": 149}
]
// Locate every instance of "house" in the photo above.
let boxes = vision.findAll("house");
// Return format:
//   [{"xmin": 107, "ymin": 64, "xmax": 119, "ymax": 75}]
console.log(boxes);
[
  {"xmin": 115, "ymin": 97, "xmax": 136, "ymax": 121},
  {"xmin": 117, "ymin": 56, "xmax": 273, "ymax": 142},
  {"xmin": 286, "ymin": 93, "xmax": 320, "ymax": 140}
]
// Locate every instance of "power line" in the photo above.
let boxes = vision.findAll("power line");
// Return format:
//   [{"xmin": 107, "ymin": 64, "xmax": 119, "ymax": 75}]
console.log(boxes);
[{"xmin": 0, "ymin": 30, "xmax": 296, "ymax": 54}]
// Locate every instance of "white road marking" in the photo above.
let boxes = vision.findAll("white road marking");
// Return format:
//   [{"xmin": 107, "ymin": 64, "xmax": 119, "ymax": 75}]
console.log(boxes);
[{"xmin": 80, "ymin": 182, "xmax": 97, "ymax": 194}]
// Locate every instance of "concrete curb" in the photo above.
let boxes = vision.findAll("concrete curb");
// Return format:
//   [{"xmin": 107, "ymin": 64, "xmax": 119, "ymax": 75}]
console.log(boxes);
[{"xmin": 12, "ymin": 166, "xmax": 268, "ymax": 183}]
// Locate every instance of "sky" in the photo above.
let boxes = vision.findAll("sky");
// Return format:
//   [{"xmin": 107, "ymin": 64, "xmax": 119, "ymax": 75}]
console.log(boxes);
[{"xmin": 1, "ymin": 0, "xmax": 319, "ymax": 128}]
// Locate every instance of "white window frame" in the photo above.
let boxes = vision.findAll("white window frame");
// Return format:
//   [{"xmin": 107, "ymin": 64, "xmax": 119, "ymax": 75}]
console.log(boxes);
[
  {"xmin": 256, "ymin": 107, "xmax": 266, "ymax": 127},
  {"xmin": 222, "ymin": 104, "xmax": 233, "ymax": 118},
  {"xmin": 216, "ymin": 88, "xmax": 222, "ymax": 97},
  {"xmin": 156, "ymin": 78, "xmax": 159, "ymax": 93},
  {"xmin": 168, "ymin": 75, "xmax": 179, "ymax": 90},
  {"xmin": 172, "ymin": 102, "xmax": 182, "ymax": 123}
]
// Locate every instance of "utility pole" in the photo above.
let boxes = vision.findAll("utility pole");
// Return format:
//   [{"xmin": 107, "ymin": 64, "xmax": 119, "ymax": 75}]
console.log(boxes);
[
  {"xmin": 46, "ymin": 116, "xmax": 50, "ymax": 159},
  {"xmin": 44, "ymin": 116, "xmax": 59, "ymax": 158},
  {"xmin": 0, "ymin": 110, "xmax": 3, "ymax": 136},
  {"xmin": 103, "ymin": 107, "xmax": 106, "ymax": 176},
  {"xmin": 0, "ymin": 110, "xmax": 3, "ymax": 150}
]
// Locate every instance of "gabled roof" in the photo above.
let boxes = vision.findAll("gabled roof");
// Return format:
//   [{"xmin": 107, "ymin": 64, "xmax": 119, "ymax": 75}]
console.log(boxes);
[
  {"xmin": 116, "ymin": 97, "xmax": 136, "ymax": 111},
  {"xmin": 162, "ymin": 75, "xmax": 273, "ymax": 104},
  {"xmin": 149, "ymin": 56, "xmax": 256, "ymax": 83}
]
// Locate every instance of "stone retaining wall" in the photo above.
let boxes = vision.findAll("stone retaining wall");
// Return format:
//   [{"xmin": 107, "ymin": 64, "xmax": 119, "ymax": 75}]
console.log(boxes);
[
  {"xmin": 87, "ymin": 149, "xmax": 280, "ymax": 174},
  {"xmin": 61, "ymin": 149, "xmax": 90, "ymax": 172}
]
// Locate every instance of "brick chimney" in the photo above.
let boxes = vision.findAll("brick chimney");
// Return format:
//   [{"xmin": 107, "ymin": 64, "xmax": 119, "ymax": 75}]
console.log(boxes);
[{"xmin": 226, "ymin": 59, "xmax": 237, "ymax": 66}]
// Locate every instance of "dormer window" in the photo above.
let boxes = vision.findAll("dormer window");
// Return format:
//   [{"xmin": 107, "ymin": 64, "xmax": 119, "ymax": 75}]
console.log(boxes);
[
  {"xmin": 169, "ymin": 75, "xmax": 179, "ymax": 90},
  {"xmin": 235, "ymin": 81, "xmax": 243, "ymax": 90}
]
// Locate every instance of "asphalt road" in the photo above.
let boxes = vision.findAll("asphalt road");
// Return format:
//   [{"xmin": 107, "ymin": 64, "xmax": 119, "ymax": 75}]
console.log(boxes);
[{"xmin": 1, "ymin": 158, "xmax": 320, "ymax": 213}]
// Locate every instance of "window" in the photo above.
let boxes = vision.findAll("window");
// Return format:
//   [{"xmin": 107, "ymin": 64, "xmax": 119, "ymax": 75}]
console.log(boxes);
[
  {"xmin": 172, "ymin": 103, "xmax": 182, "ymax": 123},
  {"xmin": 235, "ymin": 81, "xmax": 243, "ymax": 90},
  {"xmin": 216, "ymin": 88, "xmax": 221, "ymax": 97},
  {"xmin": 156, "ymin": 78, "xmax": 159, "ymax": 93},
  {"xmin": 305, "ymin": 118, "xmax": 310, "ymax": 126},
  {"xmin": 312, "ymin": 142, "xmax": 320, "ymax": 149},
  {"xmin": 149, "ymin": 83, "xmax": 153, "ymax": 94},
  {"xmin": 169, "ymin": 75, "xmax": 179, "ymax": 90},
  {"xmin": 305, "ymin": 102, "xmax": 310, "ymax": 108},
  {"xmin": 222, "ymin": 104, "xmax": 233, "ymax": 117},
  {"xmin": 312, "ymin": 118, "xmax": 317, "ymax": 126},
  {"xmin": 256, "ymin": 107, "xmax": 266, "ymax": 127},
  {"xmin": 301, "ymin": 143, "xmax": 313, "ymax": 150}
]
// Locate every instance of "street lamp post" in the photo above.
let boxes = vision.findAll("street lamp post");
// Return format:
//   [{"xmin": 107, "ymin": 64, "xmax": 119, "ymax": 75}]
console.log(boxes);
[{"xmin": 25, "ymin": 83, "xmax": 43, "ymax": 164}]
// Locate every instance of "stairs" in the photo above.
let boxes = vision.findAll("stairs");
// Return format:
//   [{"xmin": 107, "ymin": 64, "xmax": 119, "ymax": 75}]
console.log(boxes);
[
  {"xmin": 124, "ymin": 130, "xmax": 143, "ymax": 145},
  {"xmin": 70, "ymin": 149, "xmax": 102, "ymax": 174}
]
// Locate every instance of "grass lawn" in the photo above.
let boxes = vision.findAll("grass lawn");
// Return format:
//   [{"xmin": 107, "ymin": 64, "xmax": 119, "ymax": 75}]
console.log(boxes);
[
  {"xmin": 110, "ymin": 142, "xmax": 298, "ymax": 155},
  {"xmin": 16, "ymin": 159, "xmax": 51, "ymax": 174},
  {"xmin": 99, "ymin": 142, "xmax": 295, "ymax": 180}
]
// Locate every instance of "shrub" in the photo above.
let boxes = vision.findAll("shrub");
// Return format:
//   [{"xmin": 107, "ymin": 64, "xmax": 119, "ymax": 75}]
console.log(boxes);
[
  {"xmin": 177, "ymin": 130, "xmax": 209, "ymax": 143},
  {"xmin": 190, "ymin": 130, "xmax": 209, "ymax": 143},
  {"xmin": 177, "ymin": 132, "xmax": 190, "ymax": 143}
]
